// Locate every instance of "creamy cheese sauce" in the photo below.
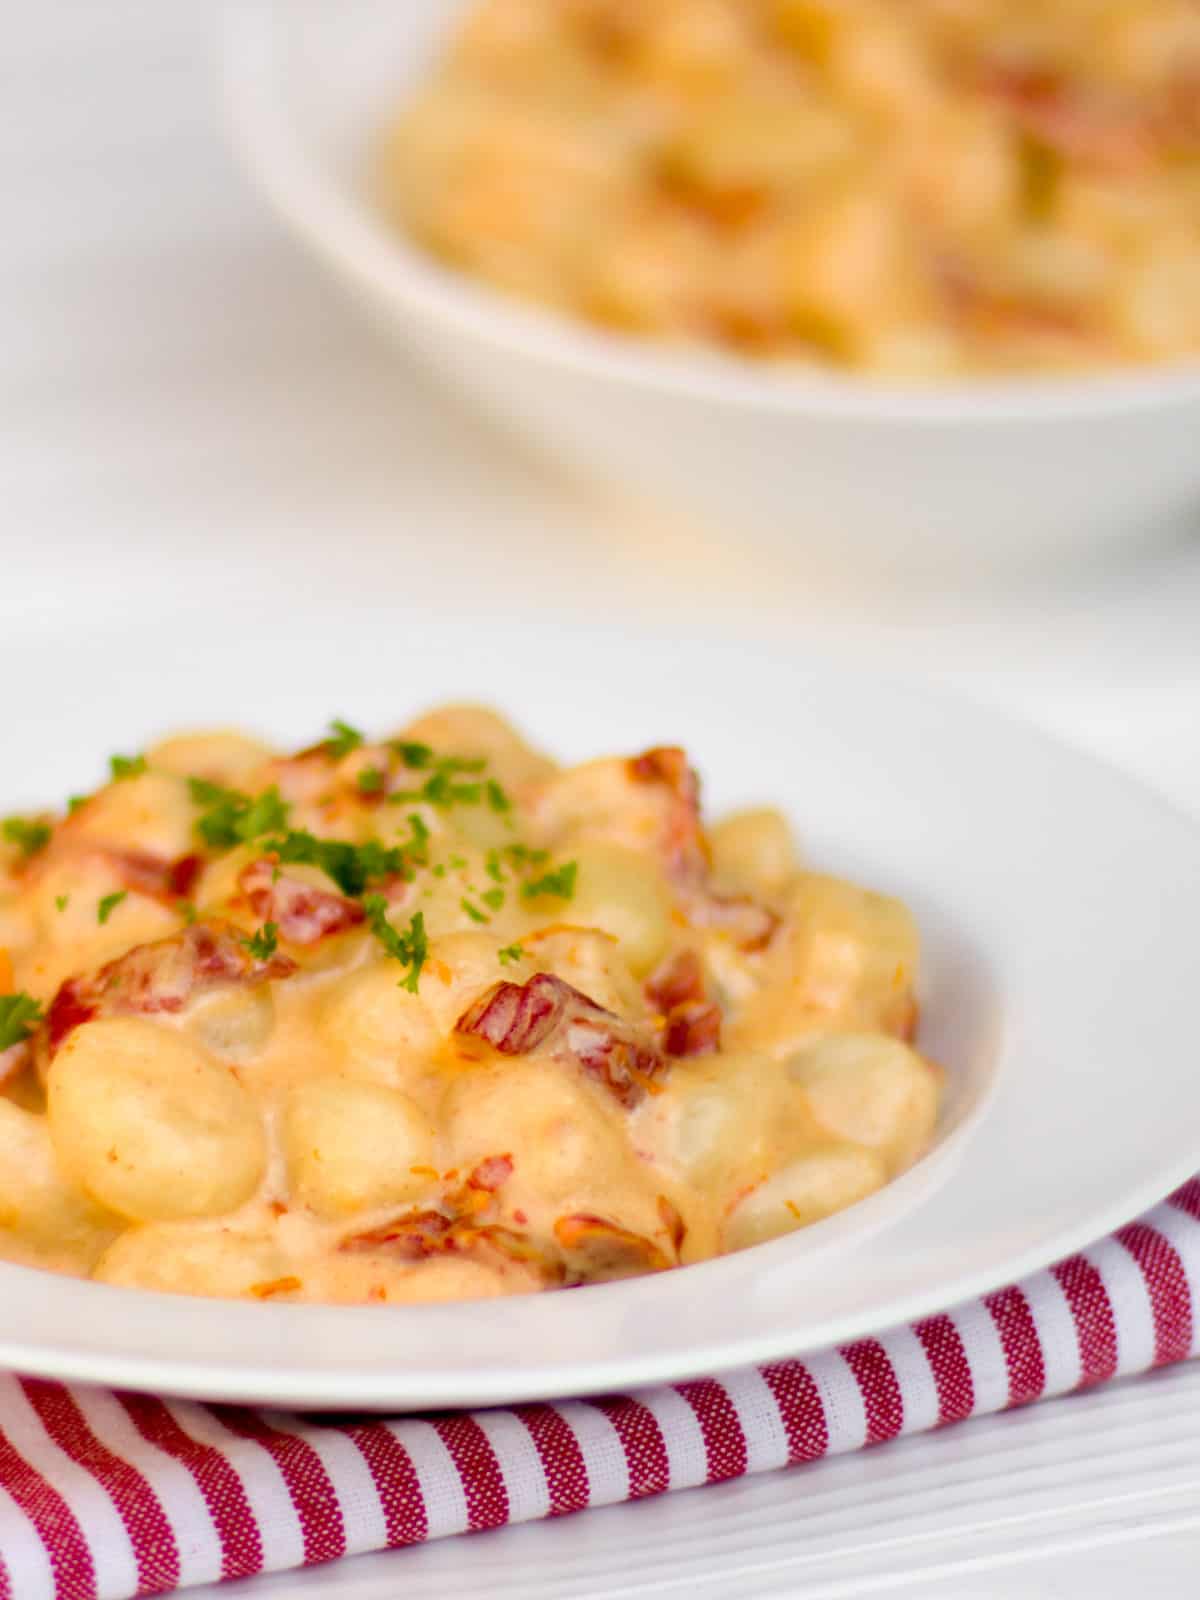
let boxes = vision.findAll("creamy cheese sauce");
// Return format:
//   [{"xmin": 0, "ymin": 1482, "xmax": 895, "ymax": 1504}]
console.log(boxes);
[{"xmin": 0, "ymin": 707, "xmax": 941, "ymax": 1303}]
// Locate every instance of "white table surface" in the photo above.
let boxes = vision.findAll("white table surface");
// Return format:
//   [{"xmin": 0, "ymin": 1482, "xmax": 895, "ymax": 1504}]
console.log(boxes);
[{"xmin": 5, "ymin": 5, "xmax": 1200, "ymax": 1595}]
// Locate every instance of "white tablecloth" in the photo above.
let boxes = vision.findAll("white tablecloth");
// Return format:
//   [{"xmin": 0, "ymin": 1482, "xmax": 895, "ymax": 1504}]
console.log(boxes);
[{"xmin": 5, "ymin": 6, "xmax": 1200, "ymax": 1593}]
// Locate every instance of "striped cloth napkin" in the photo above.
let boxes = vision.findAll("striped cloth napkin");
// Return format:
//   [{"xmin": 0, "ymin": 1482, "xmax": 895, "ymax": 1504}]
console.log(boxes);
[{"xmin": 2, "ymin": 1176, "xmax": 1198, "ymax": 1600}]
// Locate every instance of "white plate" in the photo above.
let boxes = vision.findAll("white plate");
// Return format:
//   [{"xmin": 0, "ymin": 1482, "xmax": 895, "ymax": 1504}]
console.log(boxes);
[{"xmin": 1, "ymin": 615, "xmax": 1197, "ymax": 1411}]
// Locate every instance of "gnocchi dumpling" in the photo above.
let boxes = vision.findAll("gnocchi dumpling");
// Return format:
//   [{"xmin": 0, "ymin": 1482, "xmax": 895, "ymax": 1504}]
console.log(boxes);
[
  {"xmin": 48, "ymin": 1018, "xmax": 267, "ymax": 1222},
  {"xmin": 0, "ymin": 1100, "xmax": 122, "ymax": 1273},
  {"xmin": 788, "ymin": 1032, "xmax": 941, "ymax": 1174},
  {"xmin": 724, "ymin": 1144, "xmax": 887, "ymax": 1252},
  {"xmin": 94, "ymin": 1223, "xmax": 291, "ymax": 1299},
  {"xmin": 282, "ymin": 1076, "xmax": 438, "ymax": 1220}
]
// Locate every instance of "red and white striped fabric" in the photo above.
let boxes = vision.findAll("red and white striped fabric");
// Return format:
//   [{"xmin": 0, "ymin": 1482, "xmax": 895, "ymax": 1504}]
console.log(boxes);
[{"xmin": 2, "ymin": 1176, "xmax": 1199, "ymax": 1600}]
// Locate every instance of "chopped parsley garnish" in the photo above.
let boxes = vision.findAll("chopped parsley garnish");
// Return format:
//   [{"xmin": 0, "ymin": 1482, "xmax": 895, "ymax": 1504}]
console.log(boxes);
[
  {"xmin": 326, "ymin": 719, "xmax": 364, "ymax": 760},
  {"xmin": 189, "ymin": 780, "xmax": 290, "ymax": 851},
  {"xmin": 460, "ymin": 897, "xmax": 488, "ymax": 924},
  {"xmin": 0, "ymin": 993, "xmax": 43, "ymax": 1051},
  {"xmin": 67, "ymin": 794, "xmax": 88, "ymax": 815},
  {"xmin": 521, "ymin": 860, "xmax": 578, "ymax": 902},
  {"xmin": 362, "ymin": 896, "xmax": 427, "ymax": 993},
  {"xmin": 390, "ymin": 770, "xmax": 483, "ymax": 809},
  {"xmin": 109, "ymin": 754, "xmax": 147, "ymax": 782},
  {"xmin": 486, "ymin": 779, "xmax": 511, "ymax": 814},
  {"xmin": 260, "ymin": 830, "xmax": 410, "ymax": 897},
  {"xmin": 54, "ymin": 894, "xmax": 69, "ymax": 913},
  {"xmin": 484, "ymin": 849, "xmax": 506, "ymax": 884},
  {"xmin": 2, "ymin": 816, "xmax": 52, "ymax": 859},
  {"xmin": 390, "ymin": 740, "xmax": 434, "ymax": 769},
  {"xmin": 482, "ymin": 887, "xmax": 504, "ymax": 911},
  {"xmin": 242, "ymin": 922, "xmax": 279, "ymax": 961},
  {"xmin": 356, "ymin": 766, "xmax": 385, "ymax": 795},
  {"xmin": 506, "ymin": 843, "xmax": 550, "ymax": 869},
  {"xmin": 97, "ymin": 890, "xmax": 128, "ymax": 925},
  {"xmin": 497, "ymin": 943, "xmax": 525, "ymax": 966}
]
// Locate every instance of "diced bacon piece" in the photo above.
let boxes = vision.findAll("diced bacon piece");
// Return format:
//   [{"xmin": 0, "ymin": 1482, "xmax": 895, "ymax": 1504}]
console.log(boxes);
[
  {"xmin": 455, "ymin": 972, "xmax": 570, "ymax": 1055},
  {"xmin": 662, "ymin": 1000, "xmax": 722, "ymax": 1058},
  {"xmin": 238, "ymin": 858, "xmax": 365, "ymax": 945},
  {"xmin": 646, "ymin": 949, "xmax": 723, "ymax": 1057},
  {"xmin": 553, "ymin": 1213, "xmax": 674, "ymax": 1280},
  {"xmin": 340, "ymin": 1209, "xmax": 454, "ymax": 1260},
  {"xmin": 41, "ymin": 921, "xmax": 296, "ymax": 1057},
  {"xmin": 50, "ymin": 847, "xmax": 204, "ymax": 907},
  {"xmin": 691, "ymin": 891, "xmax": 780, "ymax": 953},
  {"xmin": 646, "ymin": 948, "xmax": 706, "ymax": 1014},
  {"xmin": 465, "ymin": 1154, "xmax": 514, "ymax": 1194},
  {"xmin": 628, "ymin": 745, "xmax": 709, "ymax": 881},
  {"xmin": 455, "ymin": 973, "xmax": 667, "ymax": 1108}
]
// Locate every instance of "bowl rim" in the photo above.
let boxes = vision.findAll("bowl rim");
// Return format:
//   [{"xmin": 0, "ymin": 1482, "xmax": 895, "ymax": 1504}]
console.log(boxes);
[{"xmin": 225, "ymin": 0, "xmax": 1200, "ymax": 426}]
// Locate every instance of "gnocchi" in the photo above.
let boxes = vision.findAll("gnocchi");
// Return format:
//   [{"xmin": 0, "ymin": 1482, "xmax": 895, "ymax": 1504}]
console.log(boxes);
[
  {"xmin": 382, "ymin": 0, "xmax": 1200, "ymax": 375},
  {"xmin": 0, "ymin": 707, "xmax": 943, "ymax": 1302}
]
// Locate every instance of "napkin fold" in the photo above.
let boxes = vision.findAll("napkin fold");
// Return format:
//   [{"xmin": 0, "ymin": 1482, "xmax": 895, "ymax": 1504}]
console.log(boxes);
[{"xmin": 2, "ymin": 1177, "xmax": 1198, "ymax": 1600}]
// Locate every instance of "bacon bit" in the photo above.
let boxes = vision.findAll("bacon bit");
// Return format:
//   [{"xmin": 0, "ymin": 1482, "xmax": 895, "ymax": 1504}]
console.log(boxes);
[
  {"xmin": 646, "ymin": 949, "xmax": 722, "ymax": 1058},
  {"xmin": 341, "ymin": 1209, "xmax": 453, "ymax": 1260},
  {"xmin": 41, "ymin": 921, "xmax": 297, "ymax": 1057},
  {"xmin": 238, "ymin": 857, "xmax": 365, "ymax": 945},
  {"xmin": 662, "ymin": 1001, "xmax": 722, "ymax": 1058},
  {"xmin": 628, "ymin": 746, "xmax": 709, "ymax": 882},
  {"xmin": 455, "ymin": 973, "xmax": 564, "ymax": 1055},
  {"xmin": 554, "ymin": 1214, "xmax": 674, "ymax": 1281},
  {"xmin": 645, "ymin": 949, "xmax": 705, "ymax": 1014},
  {"xmin": 513, "ymin": 1208, "xmax": 528, "ymax": 1226},
  {"xmin": 690, "ymin": 892, "xmax": 779, "ymax": 953},
  {"xmin": 657, "ymin": 1195, "xmax": 686, "ymax": 1254},
  {"xmin": 455, "ymin": 973, "xmax": 668, "ymax": 1108},
  {"xmin": 466, "ymin": 1154, "xmax": 514, "ymax": 1194}
]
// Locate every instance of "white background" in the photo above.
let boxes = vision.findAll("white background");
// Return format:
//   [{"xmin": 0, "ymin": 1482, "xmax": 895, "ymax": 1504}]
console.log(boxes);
[{"xmin": 5, "ymin": 4, "xmax": 1200, "ymax": 1594}]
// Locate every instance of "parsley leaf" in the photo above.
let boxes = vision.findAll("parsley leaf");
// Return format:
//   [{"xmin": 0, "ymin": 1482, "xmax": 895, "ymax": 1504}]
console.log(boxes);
[
  {"xmin": 390, "ymin": 770, "xmax": 483, "ymax": 809},
  {"xmin": 67, "ymin": 794, "xmax": 88, "ymax": 815},
  {"xmin": 97, "ymin": 890, "xmax": 127, "ymax": 925},
  {"xmin": 55, "ymin": 894, "xmax": 69, "ymax": 913},
  {"xmin": 2, "ymin": 816, "xmax": 52, "ymax": 859},
  {"xmin": 356, "ymin": 766, "xmax": 385, "ymax": 795},
  {"xmin": 327, "ymin": 719, "xmax": 364, "ymax": 760},
  {"xmin": 362, "ymin": 896, "xmax": 428, "ymax": 992},
  {"xmin": 482, "ymin": 887, "xmax": 504, "ymax": 911},
  {"xmin": 0, "ymin": 993, "xmax": 43, "ymax": 1051},
  {"xmin": 189, "ymin": 780, "xmax": 290, "ymax": 851},
  {"xmin": 486, "ymin": 779, "xmax": 511, "ymax": 814},
  {"xmin": 242, "ymin": 922, "xmax": 279, "ymax": 960},
  {"xmin": 109, "ymin": 754, "xmax": 147, "ymax": 782},
  {"xmin": 521, "ymin": 861, "xmax": 578, "ymax": 902},
  {"xmin": 260, "ymin": 830, "xmax": 409, "ymax": 897},
  {"xmin": 497, "ymin": 943, "xmax": 525, "ymax": 966},
  {"xmin": 391, "ymin": 740, "xmax": 434, "ymax": 769},
  {"xmin": 460, "ymin": 897, "xmax": 488, "ymax": 924}
]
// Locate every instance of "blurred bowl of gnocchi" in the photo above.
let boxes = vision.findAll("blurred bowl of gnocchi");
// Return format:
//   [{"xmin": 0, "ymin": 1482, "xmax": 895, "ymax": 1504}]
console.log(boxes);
[
  {"xmin": 228, "ymin": 0, "xmax": 1200, "ymax": 572},
  {"xmin": 0, "ymin": 706, "xmax": 961, "ymax": 1309}
]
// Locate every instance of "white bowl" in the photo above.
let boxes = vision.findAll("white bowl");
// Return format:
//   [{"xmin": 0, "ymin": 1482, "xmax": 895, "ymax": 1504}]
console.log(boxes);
[{"xmin": 226, "ymin": 0, "xmax": 1200, "ymax": 575}]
